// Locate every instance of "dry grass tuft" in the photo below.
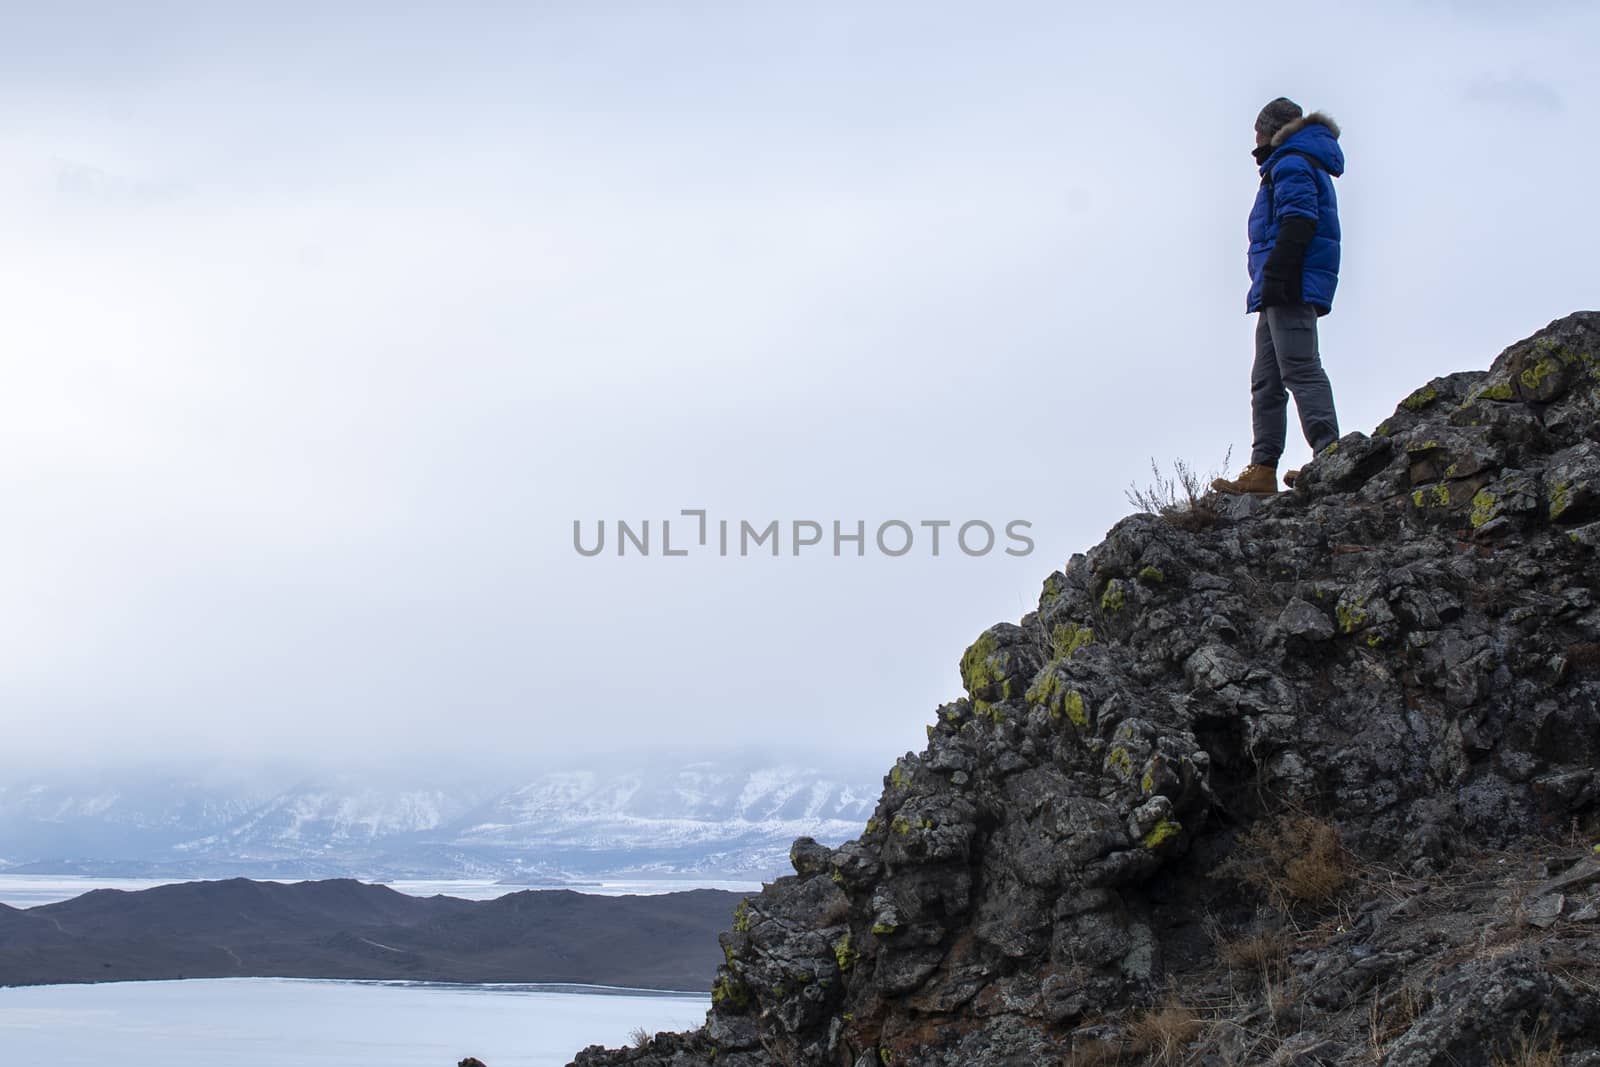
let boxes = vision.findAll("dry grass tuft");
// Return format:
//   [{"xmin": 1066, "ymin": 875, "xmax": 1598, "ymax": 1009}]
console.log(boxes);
[
  {"xmin": 1064, "ymin": 1037, "xmax": 1127, "ymax": 1066},
  {"xmin": 629, "ymin": 1027, "xmax": 652, "ymax": 1049},
  {"xmin": 1125, "ymin": 450, "xmax": 1231, "ymax": 533},
  {"xmin": 1216, "ymin": 928, "xmax": 1291, "ymax": 974},
  {"xmin": 1218, "ymin": 814, "xmax": 1354, "ymax": 912},
  {"xmin": 1367, "ymin": 983, "xmax": 1430, "ymax": 1061},
  {"xmin": 820, "ymin": 893, "xmax": 851, "ymax": 925},
  {"xmin": 1492, "ymin": 1020, "xmax": 1564, "ymax": 1067},
  {"xmin": 1126, "ymin": 999, "xmax": 1203, "ymax": 1067}
]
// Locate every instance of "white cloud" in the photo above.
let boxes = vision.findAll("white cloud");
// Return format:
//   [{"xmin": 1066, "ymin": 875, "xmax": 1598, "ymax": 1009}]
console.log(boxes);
[{"xmin": 1463, "ymin": 74, "xmax": 1565, "ymax": 114}]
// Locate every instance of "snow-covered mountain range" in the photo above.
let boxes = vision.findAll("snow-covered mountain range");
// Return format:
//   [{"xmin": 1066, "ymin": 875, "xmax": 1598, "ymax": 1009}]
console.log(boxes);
[{"xmin": 0, "ymin": 758, "xmax": 882, "ymax": 881}]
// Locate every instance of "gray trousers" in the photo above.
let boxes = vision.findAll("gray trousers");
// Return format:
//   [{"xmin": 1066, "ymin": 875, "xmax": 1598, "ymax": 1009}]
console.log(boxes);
[{"xmin": 1251, "ymin": 303, "xmax": 1339, "ymax": 466}]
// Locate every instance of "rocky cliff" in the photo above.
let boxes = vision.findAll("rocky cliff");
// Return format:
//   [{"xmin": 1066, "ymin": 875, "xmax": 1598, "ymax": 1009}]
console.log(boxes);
[{"xmin": 569, "ymin": 312, "xmax": 1600, "ymax": 1067}]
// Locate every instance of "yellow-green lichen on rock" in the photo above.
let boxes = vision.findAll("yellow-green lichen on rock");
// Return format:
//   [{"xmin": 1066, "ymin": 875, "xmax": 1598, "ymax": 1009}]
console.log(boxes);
[
  {"xmin": 1050, "ymin": 622, "xmax": 1095, "ymax": 659},
  {"xmin": 1471, "ymin": 490, "xmax": 1498, "ymax": 528},
  {"xmin": 1060, "ymin": 688, "xmax": 1088, "ymax": 729},
  {"xmin": 1336, "ymin": 603, "xmax": 1368, "ymax": 633},
  {"xmin": 1141, "ymin": 818, "xmax": 1182, "ymax": 850},
  {"xmin": 1100, "ymin": 580, "xmax": 1128, "ymax": 612},
  {"xmin": 1137, "ymin": 565, "xmax": 1166, "ymax": 584},
  {"xmin": 732, "ymin": 898, "xmax": 752, "ymax": 933},
  {"xmin": 1027, "ymin": 663, "xmax": 1091, "ymax": 730},
  {"xmin": 1521, "ymin": 357, "xmax": 1558, "ymax": 389},
  {"xmin": 833, "ymin": 933, "xmax": 858, "ymax": 972},
  {"xmin": 1400, "ymin": 384, "xmax": 1439, "ymax": 412},
  {"xmin": 1517, "ymin": 349, "xmax": 1573, "ymax": 402},
  {"xmin": 712, "ymin": 974, "xmax": 752, "ymax": 1011},
  {"xmin": 958, "ymin": 628, "xmax": 1035, "ymax": 717},
  {"xmin": 1551, "ymin": 481, "xmax": 1572, "ymax": 521},
  {"xmin": 1411, "ymin": 484, "xmax": 1452, "ymax": 510},
  {"xmin": 959, "ymin": 631, "xmax": 1001, "ymax": 705}
]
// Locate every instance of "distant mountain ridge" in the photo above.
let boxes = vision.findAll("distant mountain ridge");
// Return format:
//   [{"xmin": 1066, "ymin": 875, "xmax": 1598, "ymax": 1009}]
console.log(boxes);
[
  {"xmin": 0, "ymin": 876, "xmax": 742, "ymax": 990},
  {"xmin": 0, "ymin": 760, "xmax": 879, "ymax": 881}
]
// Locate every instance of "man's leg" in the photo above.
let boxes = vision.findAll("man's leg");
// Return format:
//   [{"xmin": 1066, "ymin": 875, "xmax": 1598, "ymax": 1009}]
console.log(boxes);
[
  {"xmin": 1265, "ymin": 304, "xmax": 1339, "ymax": 452},
  {"xmin": 1250, "ymin": 311, "xmax": 1289, "ymax": 467},
  {"xmin": 1215, "ymin": 314, "xmax": 1289, "ymax": 494}
]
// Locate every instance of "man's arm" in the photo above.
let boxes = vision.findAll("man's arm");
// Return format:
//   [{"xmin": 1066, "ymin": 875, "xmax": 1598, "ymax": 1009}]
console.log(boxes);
[{"xmin": 1261, "ymin": 159, "xmax": 1318, "ymax": 307}]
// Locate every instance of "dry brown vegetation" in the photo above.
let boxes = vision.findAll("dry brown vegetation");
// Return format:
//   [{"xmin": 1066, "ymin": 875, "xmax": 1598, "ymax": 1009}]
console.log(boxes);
[
  {"xmin": 1125, "ymin": 1000, "xmax": 1203, "ymax": 1067},
  {"xmin": 1124, "ymin": 450, "xmax": 1231, "ymax": 532},
  {"xmin": 1217, "ymin": 814, "xmax": 1354, "ymax": 913},
  {"xmin": 1062, "ymin": 1037, "xmax": 1127, "ymax": 1066},
  {"xmin": 1492, "ymin": 1018, "xmax": 1565, "ymax": 1067},
  {"xmin": 1366, "ymin": 983, "xmax": 1430, "ymax": 1062},
  {"xmin": 1215, "ymin": 927, "xmax": 1291, "ymax": 976}
]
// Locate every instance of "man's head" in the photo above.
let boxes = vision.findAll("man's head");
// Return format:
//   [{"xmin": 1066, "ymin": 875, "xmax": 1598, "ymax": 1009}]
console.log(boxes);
[{"xmin": 1254, "ymin": 97, "xmax": 1303, "ymax": 146}]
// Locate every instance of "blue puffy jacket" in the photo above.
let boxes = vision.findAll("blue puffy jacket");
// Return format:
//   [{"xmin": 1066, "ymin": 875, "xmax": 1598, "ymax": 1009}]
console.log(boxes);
[{"xmin": 1246, "ymin": 113, "xmax": 1344, "ymax": 314}]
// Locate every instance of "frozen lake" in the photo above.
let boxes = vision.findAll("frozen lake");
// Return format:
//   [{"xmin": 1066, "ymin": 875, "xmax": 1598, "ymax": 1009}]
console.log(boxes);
[
  {"xmin": 0, "ymin": 977, "xmax": 709, "ymax": 1067},
  {"xmin": 0, "ymin": 874, "xmax": 765, "ymax": 908}
]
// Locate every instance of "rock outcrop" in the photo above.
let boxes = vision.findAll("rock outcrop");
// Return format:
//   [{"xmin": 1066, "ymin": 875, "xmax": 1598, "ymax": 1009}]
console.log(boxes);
[{"xmin": 568, "ymin": 313, "xmax": 1600, "ymax": 1067}]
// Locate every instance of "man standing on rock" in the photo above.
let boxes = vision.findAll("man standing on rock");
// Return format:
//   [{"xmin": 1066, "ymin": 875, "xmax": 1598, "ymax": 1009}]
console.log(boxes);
[{"xmin": 1214, "ymin": 97, "xmax": 1345, "ymax": 496}]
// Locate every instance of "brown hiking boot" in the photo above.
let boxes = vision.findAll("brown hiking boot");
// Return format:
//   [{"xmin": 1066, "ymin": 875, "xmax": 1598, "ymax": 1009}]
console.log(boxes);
[{"xmin": 1211, "ymin": 464, "xmax": 1279, "ymax": 496}]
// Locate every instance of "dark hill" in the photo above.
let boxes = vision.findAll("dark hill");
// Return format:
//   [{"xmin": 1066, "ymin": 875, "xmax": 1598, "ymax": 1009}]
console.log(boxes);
[
  {"xmin": 0, "ymin": 878, "xmax": 745, "ymax": 991},
  {"xmin": 368, "ymin": 888, "xmax": 751, "ymax": 990},
  {"xmin": 29, "ymin": 877, "xmax": 461, "ymax": 939},
  {"xmin": 569, "ymin": 312, "xmax": 1600, "ymax": 1067}
]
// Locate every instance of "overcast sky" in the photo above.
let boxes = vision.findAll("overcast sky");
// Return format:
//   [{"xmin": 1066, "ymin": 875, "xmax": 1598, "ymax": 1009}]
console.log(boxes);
[{"xmin": 0, "ymin": 1, "xmax": 1595, "ymax": 777}]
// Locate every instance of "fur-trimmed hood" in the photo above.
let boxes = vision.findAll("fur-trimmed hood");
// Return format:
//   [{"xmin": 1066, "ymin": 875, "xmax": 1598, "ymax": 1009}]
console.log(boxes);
[
  {"xmin": 1270, "ymin": 110, "xmax": 1341, "ymax": 147},
  {"xmin": 1261, "ymin": 110, "xmax": 1345, "ymax": 178}
]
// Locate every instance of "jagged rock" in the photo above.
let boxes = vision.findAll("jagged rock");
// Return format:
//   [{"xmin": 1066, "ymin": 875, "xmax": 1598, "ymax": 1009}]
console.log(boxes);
[
  {"xmin": 1276, "ymin": 597, "xmax": 1335, "ymax": 641},
  {"xmin": 566, "ymin": 312, "xmax": 1600, "ymax": 1066}
]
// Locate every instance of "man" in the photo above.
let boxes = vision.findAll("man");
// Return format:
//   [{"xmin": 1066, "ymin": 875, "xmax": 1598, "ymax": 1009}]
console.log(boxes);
[{"xmin": 1213, "ymin": 97, "xmax": 1345, "ymax": 496}]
